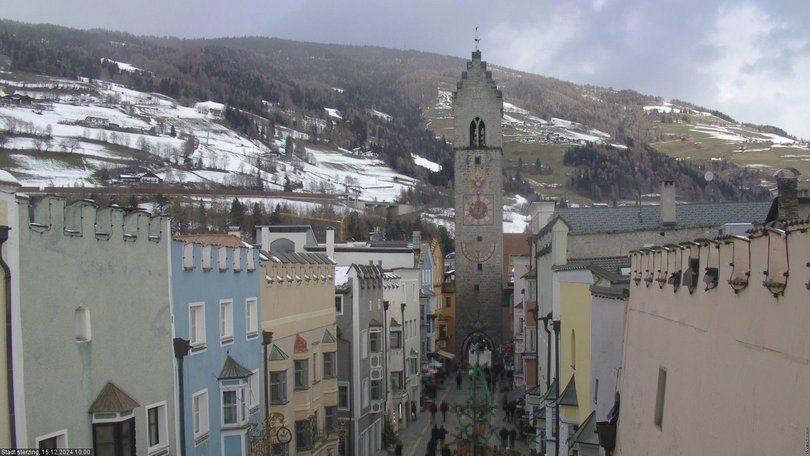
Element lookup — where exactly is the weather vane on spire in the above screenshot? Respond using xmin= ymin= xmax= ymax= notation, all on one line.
xmin=474 ymin=26 xmax=481 ymax=51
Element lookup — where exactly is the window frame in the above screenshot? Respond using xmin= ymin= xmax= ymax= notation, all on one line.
xmin=36 ymin=430 xmax=68 ymax=449
xmin=220 ymin=299 xmax=234 ymax=345
xmin=189 ymin=302 xmax=206 ymax=352
xmin=294 ymin=359 xmax=309 ymax=390
xmin=221 ymin=383 xmax=248 ymax=427
xmin=338 ymin=382 xmax=349 ymax=410
xmin=245 ymin=298 xmax=258 ymax=339
xmin=269 ymin=370 xmax=288 ymax=405
xmin=249 ymin=369 xmax=260 ymax=413
xmin=192 ymin=389 xmax=210 ymax=443
xmin=323 ymin=351 xmax=336 ymax=378
xmin=335 ymin=295 xmax=343 ymax=315
xmin=654 ymin=367 xmax=667 ymax=429
xmin=145 ymin=401 xmax=168 ymax=454
xmin=295 ymin=420 xmax=313 ymax=451
xmin=92 ymin=416 xmax=135 ymax=456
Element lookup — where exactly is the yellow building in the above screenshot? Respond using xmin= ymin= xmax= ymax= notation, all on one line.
xmin=260 ymin=251 xmax=338 ymax=456
xmin=429 ymin=240 xmax=456 ymax=367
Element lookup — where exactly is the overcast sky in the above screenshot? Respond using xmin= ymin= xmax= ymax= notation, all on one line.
xmin=3 ymin=0 xmax=809 ymax=138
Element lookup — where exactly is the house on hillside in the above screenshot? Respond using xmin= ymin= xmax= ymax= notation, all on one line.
xmin=140 ymin=172 xmax=161 ymax=184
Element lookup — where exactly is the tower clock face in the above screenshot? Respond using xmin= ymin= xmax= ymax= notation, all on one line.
xmin=459 ymin=241 xmax=496 ymax=263
xmin=463 ymin=194 xmax=495 ymax=225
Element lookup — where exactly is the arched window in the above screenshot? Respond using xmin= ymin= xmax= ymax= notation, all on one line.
xmin=75 ymin=306 xmax=91 ymax=342
xmin=469 ymin=117 xmax=486 ymax=148
xmin=570 ymin=329 xmax=576 ymax=370
xmin=270 ymin=238 xmax=295 ymax=253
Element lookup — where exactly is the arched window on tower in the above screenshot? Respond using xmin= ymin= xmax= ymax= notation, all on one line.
xmin=469 ymin=117 xmax=486 ymax=148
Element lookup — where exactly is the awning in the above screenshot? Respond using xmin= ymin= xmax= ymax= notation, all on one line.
xmin=436 ymin=349 xmax=455 ymax=360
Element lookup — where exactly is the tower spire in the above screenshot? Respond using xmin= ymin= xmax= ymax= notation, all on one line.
xmin=474 ymin=26 xmax=481 ymax=51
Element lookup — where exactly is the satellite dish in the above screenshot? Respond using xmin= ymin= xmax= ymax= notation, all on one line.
xmin=704 ymin=171 xmax=714 ymax=182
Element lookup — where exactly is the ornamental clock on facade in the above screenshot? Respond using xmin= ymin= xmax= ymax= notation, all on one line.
xmin=464 ymin=194 xmax=495 ymax=225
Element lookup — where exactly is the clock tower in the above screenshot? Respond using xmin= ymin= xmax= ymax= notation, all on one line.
xmin=452 ymin=50 xmax=504 ymax=362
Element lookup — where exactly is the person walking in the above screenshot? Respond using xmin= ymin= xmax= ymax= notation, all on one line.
xmin=441 ymin=444 xmax=451 ymax=456
xmin=411 ymin=400 xmax=418 ymax=422
xmin=429 ymin=401 xmax=438 ymax=424
xmin=499 ymin=427 xmax=509 ymax=449
xmin=508 ymin=428 xmax=517 ymax=449
xmin=395 ymin=440 xmax=403 ymax=456
xmin=440 ymin=400 xmax=449 ymax=422
xmin=456 ymin=371 xmax=462 ymax=390
xmin=438 ymin=425 xmax=448 ymax=445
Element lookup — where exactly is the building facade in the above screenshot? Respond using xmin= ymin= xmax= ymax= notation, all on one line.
xmin=452 ymin=50 xmax=505 ymax=362
xmin=615 ymin=220 xmax=810 ymax=455
xmin=16 ymin=196 xmax=176 ymax=454
xmin=261 ymin=251 xmax=339 ymax=456
xmin=0 ymin=171 xmax=19 ymax=448
xmin=171 ymin=236 xmax=262 ymax=456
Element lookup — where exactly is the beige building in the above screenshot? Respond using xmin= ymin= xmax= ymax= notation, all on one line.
xmin=614 ymin=218 xmax=810 ymax=455
xmin=260 ymin=251 xmax=339 ymax=455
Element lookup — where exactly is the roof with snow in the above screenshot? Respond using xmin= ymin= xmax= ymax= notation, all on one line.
xmin=173 ymin=233 xmax=253 ymax=248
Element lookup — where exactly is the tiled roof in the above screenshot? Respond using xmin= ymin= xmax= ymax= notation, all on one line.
xmin=555 ymin=256 xmax=631 ymax=278
xmin=218 ymin=356 xmax=253 ymax=379
xmin=294 ymin=334 xmax=308 ymax=354
xmin=89 ymin=382 xmax=139 ymax=413
xmin=571 ymin=411 xmax=599 ymax=446
xmin=173 ymin=233 xmax=252 ymax=248
xmin=322 ymin=329 xmax=336 ymax=343
xmin=265 ymin=251 xmax=334 ymax=265
xmin=556 ymin=201 xmax=772 ymax=234
xmin=503 ymin=233 xmax=532 ymax=288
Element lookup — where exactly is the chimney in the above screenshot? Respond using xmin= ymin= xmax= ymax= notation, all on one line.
xmin=529 ymin=201 xmax=556 ymax=233
xmin=660 ymin=180 xmax=676 ymax=226
xmin=776 ymin=168 xmax=800 ymax=221
xmin=326 ymin=227 xmax=335 ymax=260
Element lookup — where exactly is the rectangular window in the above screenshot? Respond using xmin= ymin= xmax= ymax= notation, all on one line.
xmin=222 ymin=390 xmax=237 ymax=425
xmin=270 ymin=371 xmax=287 ymax=404
xmin=249 ymin=370 xmax=260 ymax=411
xmin=294 ymin=360 xmax=309 ymax=390
xmin=295 ymin=420 xmax=313 ymax=451
xmin=477 ymin=263 xmax=482 ymax=271
xmin=146 ymin=402 xmax=167 ymax=450
xmin=655 ymin=368 xmax=667 ymax=429
xmin=246 ymin=298 xmax=258 ymax=338
xmin=362 ymin=378 xmax=369 ymax=408
xmin=594 ymin=378 xmax=599 ymax=405
xmin=271 ymin=443 xmax=289 ymax=456
xmin=189 ymin=303 xmax=206 ymax=350
xmin=445 ymin=297 xmax=451 ymax=308
xmin=313 ymin=352 xmax=319 ymax=383
xmin=36 ymin=431 xmax=67 ymax=449
xmin=389 ymin=331 xmax=402 ymax=349
xmin=325 ymin=406 xmax=338 ymax=433
xmin=338 ymin=383 xmax=349 ymax=410
xmin=220 ymin=300 xmax=234 ymax=344
xmin=323 ymin=352 xmax=336 ymax=378
xmin=474 ymin=156 xmax=481 ymax=165
xmin=369 ymin=330 xmax=381 ymax=353
xmin=93 ymin=419 xmax=135 ymax=456
xmin=335 ymin=295 xmax=343 ymax=315
xmin=391 ymin=371 xmax=404 ymax=391
xmin=361 ymin=330 xmax=368 ymax=358
xmin=192 ymin=390 xmax=209 ymax=440
xmin=474 ymin=284 xmax=480 ymax=293
xmin=371 ymin=379 xmax=382 ymax=401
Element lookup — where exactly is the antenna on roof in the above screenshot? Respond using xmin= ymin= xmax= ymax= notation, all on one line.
xmin=474 ymin=26 xmax=481 ymax=51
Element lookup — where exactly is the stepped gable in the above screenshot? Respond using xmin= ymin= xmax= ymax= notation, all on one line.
xmin=294 ymin=334 xmax=309 ymax=354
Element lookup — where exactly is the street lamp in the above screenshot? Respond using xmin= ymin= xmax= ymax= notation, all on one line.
xmin=261 ymin=330 xmax=274 ymax=420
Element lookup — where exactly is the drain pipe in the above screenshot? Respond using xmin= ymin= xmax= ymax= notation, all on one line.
xmin=173 ymin=338 xmax=191 ymax=456
xmin=0 ymin=226 xmax=16 ymax=448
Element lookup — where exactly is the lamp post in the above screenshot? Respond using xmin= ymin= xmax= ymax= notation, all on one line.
xmin=261 ymin=330 xmax=273 ymax=420
xmin=383 ymin=300 xmax=389 ymax=417
xmin=173 ymin=337 xmax=192 ymax=456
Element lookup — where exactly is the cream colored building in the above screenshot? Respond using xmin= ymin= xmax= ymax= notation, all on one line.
xmin=260 ymin=251 xmax=339 ymax=455
xmin=614 ymin=219 xmax=810 ymax=455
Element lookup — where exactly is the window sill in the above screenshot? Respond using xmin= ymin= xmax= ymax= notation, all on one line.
xmin=191 ymin=344 xmax=207 ymax=353
xmin=222 ymin=421 xmax=250 ymax=430
xmin=294 ymin=386 xmax=310 ymax=391
xmin=147 ymin=444 xmax=169 ymax=456
xmin=194 ymin=432 xmax=210 ymax=446
xmin=247 ymin=331 xmax=259 ymax=340
xmin=220 ymin=336 xmax=234 ymax=345
xmin=249 ymin=405 xmax=260 ymax=415
xmin=270 ymin=400 xmax=289 ymax=406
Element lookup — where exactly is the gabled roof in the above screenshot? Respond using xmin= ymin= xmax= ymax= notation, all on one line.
xmin=294 ymin=334 xmax=308 ymax=354
xmin=558 ymin=375 xmax=578 ymax=407
xmin=571 ymin=410 xmax=599 ymax=447
xmin=322 ymin=329 xmax=336 ymax=343
xmin=218 ymin=356 xmax=253 ymax=379
xmin=390 ymin=318 xmax=401 ymax=328
xmin=89 ymin=382 xmax=139 ymax=413
xmin=368 ymin=318 xmax=382 ymax=327
xmin=556 ymin=201 xmax=772 ymax=234
xmin=269 ymin=344 xmax=289 ymax=361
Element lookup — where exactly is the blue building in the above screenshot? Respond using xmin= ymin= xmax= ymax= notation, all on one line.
xmin=171 ymin=235 xmax=262 ymax=456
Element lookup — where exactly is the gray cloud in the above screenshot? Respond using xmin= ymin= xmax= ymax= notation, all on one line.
xmin=3 ymin=0 xmax=809 ymax=137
